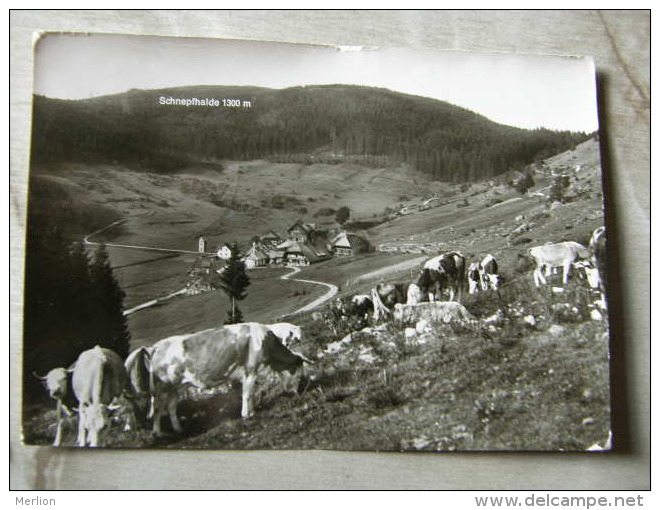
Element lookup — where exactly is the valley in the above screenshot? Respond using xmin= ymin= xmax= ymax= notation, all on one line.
xmin=31 ymin=138 xmax=605 ymax=354
xmin=23 ymin=83 xmax=609 ymax=451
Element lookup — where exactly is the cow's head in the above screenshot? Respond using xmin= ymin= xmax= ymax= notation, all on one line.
xmin=516 ymin=251 xmax=535 ymax=272
xmin=263 ymin=330 xmax=314 ymax=394
xmin=35 ymin=368 xmax=69 ymax=400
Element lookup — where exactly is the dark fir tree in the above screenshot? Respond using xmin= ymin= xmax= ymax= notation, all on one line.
xmin=23 ymin=232 xmax=129 ymax=406
xmin=335 ymin=206 xmax=351 ymax=225
xmin=89 ymin=243 xmax=131 ymax=359
xmin=23 ymin=226 xmax=76 ymax=382
xmin=548 ymin=175 xmax=571 ymax=203
xmin=216 ymin=243 xmax=251 ymax=324
xmin=516 ymin=172 xmax=536 ymax=194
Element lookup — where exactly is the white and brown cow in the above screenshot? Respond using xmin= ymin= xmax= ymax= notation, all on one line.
xmin=350 ymin=294 xmax=374 ymax=320
xmin=406 ymin=282 xmax=422 ymax=305
xmin=479 ymin=254 xmax=500 ymax=291
xmin=416 ymin=252 xmax=466 ymax=302
xmin=35 ymin=367 xmax=72 ymax=446
xmin=71 ymin=346 xmax=134 ymax=447
xmin=375 ymin=283 xmax=408 ymax=308
xmin=368 ymin=283 xmax=409 ymax=321
xmin=149 ymin=323 xmax=308 ymax=436
xmin=529 ymin=242 xmax=590 ymax=287
xmin=467 ymin=262 xmax=481 ymax=295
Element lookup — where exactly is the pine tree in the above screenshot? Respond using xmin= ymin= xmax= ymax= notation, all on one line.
xmin=65 ymin=242 xmax=95 ymax=353
xmin=89 ymin=243 xmax=131 ymax=359
xmin=216 ymin=243 xmax=250 ymax=324
xmin=335 ymin=206 xmax=351 ymax=225
xmin=516 ymin=172 xmax=536 ymax=194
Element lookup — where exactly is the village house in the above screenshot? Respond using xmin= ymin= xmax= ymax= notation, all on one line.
xmin=276 ymin=239 xmax=309 ymax=266
xmin=267 ymin=248 xmax=286 ymax=266
xmin=242 ymin=243 xmax=269 ymax=269
xmin=216 ymin=244 xmax=233 ymax=260
xmin=287 ymin=221 xmax=315 ymax=243
xmin=260 ymin=230 xmax=284 ymax=249
xmin=274 ymin=221 xmax=332 ymax=266
xmin=331 ymin=232 xmax=353 ymax=257
xmin=331 ymin=231 xmax=372 ymax=257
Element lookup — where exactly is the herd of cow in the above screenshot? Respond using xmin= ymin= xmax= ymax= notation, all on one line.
xmin=34 ymin=226 xmax=607 ymax=448
xmin=333 ymin=226 xmax=606 ymax=326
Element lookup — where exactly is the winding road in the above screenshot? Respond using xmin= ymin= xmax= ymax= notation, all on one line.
xmin=279 ymin=267 xmax=339 ymax=317
xmin=83 ymin=216 xmax=210 ymax=256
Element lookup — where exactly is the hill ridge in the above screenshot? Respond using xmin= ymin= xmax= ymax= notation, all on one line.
xmin=30 ymin=84 xmax=590 ymax=182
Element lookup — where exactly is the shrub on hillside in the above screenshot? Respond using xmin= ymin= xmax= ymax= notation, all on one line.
xmin=511 ymin=236 xmax=533 ymax=246
xmin=313 ymin=207 xmax=336 ymax=217
xmin=367 ymin=386 xmax=407 ymax=410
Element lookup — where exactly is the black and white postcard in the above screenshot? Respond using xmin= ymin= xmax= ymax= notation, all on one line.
xmin=23 ymin=34 xmax=610 ymax=451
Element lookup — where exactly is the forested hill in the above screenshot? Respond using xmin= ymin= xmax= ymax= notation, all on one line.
xmin=30 ymin=85 xmax=590 ymax=182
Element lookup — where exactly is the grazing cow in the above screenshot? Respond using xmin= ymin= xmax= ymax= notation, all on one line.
xmin=406 ymin=283 xmax=422 ymax=305
xmin=467 ymin=262 xmax=481 ymax=294
xmin=589 ymin=226 xmax=607 ymax=291
xmin=375 ymin=283 xmax=408 ymax=308
xmin=149 ymin=323 xmax=308 ymax=435
xmin=125 ymin=347 xmax=152 ymax=396
xmin=479 ymin=254 xmax=500 ymax=291
xmin=71 ymin=346 xmax=134 ymax=447
xmin=393 ymin=301 xmax=475 ymax=325
xmin=529 ymin=242 xmax=589 ymax=287
xmin=368 ymin=283 xmax=409 ymax=321
xmin=350 ymin=294 xmax=374 ymax=319
xmin=416 ymin=252 xmax=466 ymax=302
xmin=124 ymin=346 xmax=153 ymax=428
xmin=35 ymin=368 xmax=72 ymax=446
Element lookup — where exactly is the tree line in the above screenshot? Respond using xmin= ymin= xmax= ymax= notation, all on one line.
xmin=23 ymin=226 xmax=131 ymax=406
xmin=30 ymin=85 xmax=591 ymax=182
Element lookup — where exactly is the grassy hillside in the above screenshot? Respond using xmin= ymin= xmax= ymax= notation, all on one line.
xmin=24 ymin=279 xmax=610 ymax=451
xmin=28 ymin=158 xmax=442 ymax=248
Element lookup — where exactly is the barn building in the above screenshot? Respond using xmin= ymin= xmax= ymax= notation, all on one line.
xmin=242 ymin=243 xmax=269 ymax=269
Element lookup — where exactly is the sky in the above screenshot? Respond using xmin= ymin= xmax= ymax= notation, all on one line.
xmin=34 ymin=33 xmax=599 ymax=132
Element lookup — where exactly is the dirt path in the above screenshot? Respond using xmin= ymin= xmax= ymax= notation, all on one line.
xmin=122 ymin=287 xmax=188 ymax=316
xmin=280 ymin=267 xmax=339 ymax=316
xmin=83 ymin=215 xmax=209 ymax=255
xmin=82 ymin=218 xmax=205 ymax=317
xmin=354 ymin=256 xmax=427 ymax=283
